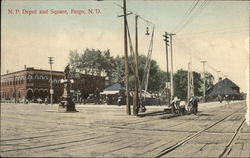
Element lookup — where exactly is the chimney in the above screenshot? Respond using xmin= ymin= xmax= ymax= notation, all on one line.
xmin=24 ymin=65 xmax=27 ymax=70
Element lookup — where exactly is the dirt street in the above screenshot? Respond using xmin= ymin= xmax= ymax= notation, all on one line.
xmin=1 ymin=101 xmax=249 ymax=157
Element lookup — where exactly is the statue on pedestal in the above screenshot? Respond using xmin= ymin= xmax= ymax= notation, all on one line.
xmin=58 ymin=64 xmax=78 ymax=112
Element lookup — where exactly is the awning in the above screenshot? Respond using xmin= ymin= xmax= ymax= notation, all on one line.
xmin=100 ymin=90 xmax=120 ymax=95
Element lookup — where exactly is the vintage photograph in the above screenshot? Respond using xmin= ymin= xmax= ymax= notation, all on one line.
xmin=1 ymin=0 xmax=249 ymax=157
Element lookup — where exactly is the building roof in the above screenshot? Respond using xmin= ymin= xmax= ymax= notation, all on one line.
xmin=1 ymin=67 xmax=63 ymax=77
xmin=208 ymin=78 xmax=240 ymax=96
xmin=103 ymin=83 xmax=125 ymax=91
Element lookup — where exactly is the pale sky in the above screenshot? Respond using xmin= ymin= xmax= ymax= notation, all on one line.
xmin=1 ymin=0 xmax=249 ymax=92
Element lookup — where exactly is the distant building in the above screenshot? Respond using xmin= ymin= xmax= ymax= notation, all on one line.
xmin=1 ymin=67 xmax=106 ymax=103
xmin=1 ymin=67 xmax=64 ymax=102
xmin=207 ymin=77 xmax=242 ymax=100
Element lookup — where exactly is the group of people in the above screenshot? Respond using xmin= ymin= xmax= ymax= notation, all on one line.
xmin=170 ymin=95 xmax=199 ymax=115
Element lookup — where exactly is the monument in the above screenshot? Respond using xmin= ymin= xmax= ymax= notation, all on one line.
xmin=58 ymin=64 xmax=78 ymax=112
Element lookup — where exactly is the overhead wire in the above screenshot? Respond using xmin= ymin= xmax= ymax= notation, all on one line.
xmin=177 ymin=0 xmax=208 ymax=32
xmin=115 ymin=1 xmax=156 ymax=104
xmin=172 ymin=1 xmax=202 ymax=33
xmin=173 ymin=37 xmax=224 ymax=80
xmin=175 ymin=0 xmax=209 ymax=33
xmin=171 ymin=1 xmax=197 ymax=33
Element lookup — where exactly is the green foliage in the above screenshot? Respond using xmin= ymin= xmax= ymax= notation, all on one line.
xmin=68 ymin=48 xmax=115 ymax=80
xmin=68 ymin=48 xmax=214 ymax=95
xmin=173 ymin=69 xmax=188 ymax=100
xmin=204 ymin=72 xmax=215 ymax=91
xmin=114 ymin=55 xmax=168 ymax=93
xmin=110 ymin=56 xmax=125 ymax=84
xmin=173 ymin=69 xmax=213 ymax=100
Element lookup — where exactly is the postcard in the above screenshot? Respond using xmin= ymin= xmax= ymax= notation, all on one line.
xmin=1 ymin=0 xmax=249 ymax=157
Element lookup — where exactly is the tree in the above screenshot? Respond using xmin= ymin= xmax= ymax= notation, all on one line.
xmin=173 ymin=69 xmax=213 ymax=100
xmin=204 ymin=72 xmax=214 ymax=92
xmin=68 ymin=48 xmax=116 ymax=81
xmin=173 ymin=69 xmax=188 ymax=100
xmin=110 ymin=56 xmax=125 ymax=84
xmin=68 ymin=50 xmax=80 ymax=72
xmin=116 ymin=55 xmax=168 ymax=93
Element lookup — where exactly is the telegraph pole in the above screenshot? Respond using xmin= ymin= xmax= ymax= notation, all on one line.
xmin=14 ymin=75 xmax=16 ymax=104
xmin=188 ymin=62 xmax=190 ymax=101
xmin=123 ymin=0 xmax=131 ymax=115
xmin=133 ymin=15 xmax=139 ymax=115
xmin=169 ymin=33 xmax=176 ymax=101
xmin=201 ymin=61 xmax=207 ymax=102
xmin=48 ymin=57 xmax=54 ymax=106
xmin=116 ymin=0 xmax=131 ymax=115
xmin=163 ymin=32 xmax=170 ymax=105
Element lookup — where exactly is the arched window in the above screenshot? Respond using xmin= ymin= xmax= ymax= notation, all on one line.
xmin=53 ymin=79 xmax=57 ymax=83
xmin=27 ymin=75 xmax=32 ymax=82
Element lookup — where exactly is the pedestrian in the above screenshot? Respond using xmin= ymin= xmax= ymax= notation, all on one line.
xmin=45 ymin=97 xmax=48 ymax=105
xmin=171 ymin=96 xmax=180 ymax=114
xmin=118 ymin=96 xmax=122 ymax=106
xmin=218 ymin=95 xmax=223 ymax=103
xmin=189 ymin=96 xmax=198 ymax=115
xmin=225 ymin=95 xmax=231 ymax=108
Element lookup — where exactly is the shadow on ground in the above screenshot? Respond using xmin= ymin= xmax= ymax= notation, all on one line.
xmin=159 ymin=111 xmax=214 ymax=119
xmin=137 ymin=110 xmax=169 ymax=117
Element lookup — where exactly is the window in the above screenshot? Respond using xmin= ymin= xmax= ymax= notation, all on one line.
xmin=27 ymin=75 xmax=32 ymax=82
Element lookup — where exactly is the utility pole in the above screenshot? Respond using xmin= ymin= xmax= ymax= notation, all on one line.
xmin=163 ymin=32 xmax=170 ymax=106
xmin=133 ymin=15 xmax=139 ymax=115
xmin=190 ymin=50 xmax=194 ymax=97
xmin=169 ymin=33 xmax=176 ymax=101
xmin=14 ymin=75 xmax=16 ymax=104
xmin=48 ymin=57 xmax=54 ymax=106
xmin=188 ymin=62 xmax=190 ymax=102
xmin=123 ymin=0 xmax=131 ymax=115
xmin=201 ymin=61 xmax=207 ymax=102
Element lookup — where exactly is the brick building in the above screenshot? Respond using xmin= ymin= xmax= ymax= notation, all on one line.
xmin=1 ymin=67 xmax=106 ymax=103
xmin=1 ymin=67 xmax=64 ymax=102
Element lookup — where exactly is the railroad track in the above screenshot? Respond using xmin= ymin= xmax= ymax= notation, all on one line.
xmin=219 ymin=118 xmax=246 ymax=158
xmin=154 ymin=107 xmax=246 ymax=158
